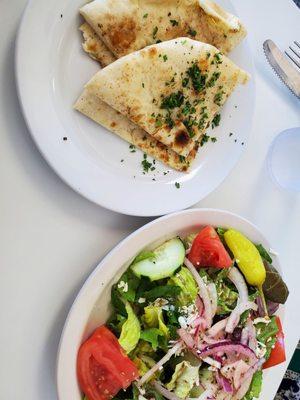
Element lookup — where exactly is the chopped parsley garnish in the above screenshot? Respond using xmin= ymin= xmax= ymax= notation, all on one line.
xmin=129 ymin=144 xmax=136 ymax=153
xmin=152 ymin=26 xmax=158 ymax=39
xmin=179 ymin=155 xmax=185 ymax=163
xmin=142 ymin=82 xmax=145 ymax=88
xmin=182 ymin=101 xmax=196 ymax=116
xmin=143 ymin=13 xmax=148 ymax=18
xmin=165 ymin=112 xmax=174 ymax=128
xmin=211 ymin=137 xmax=217 ymax=143
xmin=207 ymin=71 xmax=221 ymax=88
xmin=229 ymin=132 xmax=233 ymax=137
xmin=163 ymin=54 xmax=168 ymax=62
xmin=212 ymin=113 xmax=221 ymax=129
xmin=214 ymin=90 xmax=225 ymax=106
xmin=161 ymin=91 xmax=184 ymax=109
xmin=213 ymin=52 xmax=223 ymax=65
xmin=206 ymin=52 xmax=211 ymax=59
xmin=200 ymin=134 xmax=210 ymax=146
xmin=182 ymin=77 xmax=189 ymax=87
xmin=175 ymin=182 xmax=180 ymax=189
xmin=187 ymin=63 xmax=207 ymax=92
xmin=155 ymin=114 xmax=163 ymax=127
xmin=170 ymin=19 xmax=179 ymax=26
xmin=183 ymin=116 xmax=197 ymax=137
xmin=141 ymin=154 xmax=153 ymax=173
xmin=120 ymin=159 xmax=124 ymax=162
xmin=187 ymin=27 xmax=197 ymax=37
xmin=198 ymin=112 xmax=209 ymax=130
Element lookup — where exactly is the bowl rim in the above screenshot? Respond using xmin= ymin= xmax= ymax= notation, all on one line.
xmin=56 ymin=208 xmax=283 ymax=399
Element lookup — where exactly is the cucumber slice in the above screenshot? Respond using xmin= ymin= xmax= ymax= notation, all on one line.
xmin=131 ymin=238 xmax=185 ymax=281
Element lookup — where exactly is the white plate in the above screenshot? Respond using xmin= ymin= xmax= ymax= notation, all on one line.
xmin=16 ymin=0 xmax=255 ymax=216
xmin=56 ymin=208 xmax=284 ymax=400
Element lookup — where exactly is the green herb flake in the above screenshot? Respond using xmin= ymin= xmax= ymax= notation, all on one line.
xmin=175 ymin=182 xmax=180 ymax=189
xmin=200 ymin=133 xmax=210 ymax=146
xmin=211 ymin=137 xmax=217 ymax=143
xmin=143 ymin=13 xmax=148 ymax=18
xmin=161 ymin=91 xmax=184 ymax=109
xmin=211 ymin=113 xmax=221 ymax=129
xmin=187 ymin=27 xmax=197 ymax=37
xmin=170 ymin=19 xmax=179 ymax=26
xmin=182 ymin=77 xmax=189 ymax=87
xmin=163 ymin=54 xmax=168 ymax=62
xmin=142 ymin=82 xmax=145 ymax=88
xmin=214 ymin=90 xmax=225 ymax=106
xmin=129 ymin=144 xmax=136 ymax=153
xmin=152 ymin=26 xmax=158 ymax=39
xmin=207 ymin=71 xmax=221 ymax=88
xmin=141 ymin=154 xmax=153 ymax=173
xmin=187 ymin=63 xmax=207 ymax=92
xmin=213 ymin=52 xmax=223 ymax=65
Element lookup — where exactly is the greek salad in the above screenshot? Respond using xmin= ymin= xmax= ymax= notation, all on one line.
xmin=77 ymin=226 xmax=289 ymax=400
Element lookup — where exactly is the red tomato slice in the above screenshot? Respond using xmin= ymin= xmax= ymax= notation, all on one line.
xmin=188 ymin=226 xmax=232 ymax=268
xmin=263 ymin=317 xmax=286 ymax=369
xmin=77 ymin=326 xmax=139 ymax=400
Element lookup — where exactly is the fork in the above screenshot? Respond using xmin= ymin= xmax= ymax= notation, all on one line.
xmin=285 ymin=41 xmax=300 ymax=69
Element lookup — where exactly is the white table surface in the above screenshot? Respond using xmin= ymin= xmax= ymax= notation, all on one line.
xmin=0 ymin=0 xmax=300 ymax=399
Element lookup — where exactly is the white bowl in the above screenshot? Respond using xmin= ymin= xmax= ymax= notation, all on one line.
xmin=56 ymin=208 xmax=283 ymax=400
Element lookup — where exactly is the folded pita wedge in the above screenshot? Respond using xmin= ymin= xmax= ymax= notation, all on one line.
xmin=79 ymin=0 xmax=246 ymax=58
xmin=75 ymin=89 xmax=197 ymax=171
xmin=83 ymin=38 xmax=249 ymax=158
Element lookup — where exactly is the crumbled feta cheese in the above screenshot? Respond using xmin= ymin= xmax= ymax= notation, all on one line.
xmin=169 ymin=305 xmax=175 ymax=311
xmin=153 ymin=298 xmax=169 ymax=307
xmin=117 ymin=281 xmax=128 ymax=292
xmin=255 ymin=341 xmax=267 ymax=358
xmin=178 ymin=316 xmax=188 ymax=329
xmin=138 ymin=297 xmax=146 ymax=304
xmin=253 ymin=317 xmax=271 ymax=325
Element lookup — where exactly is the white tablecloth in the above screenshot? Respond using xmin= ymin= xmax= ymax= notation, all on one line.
xmin=0 ymin=0 xmax=299 ymax=398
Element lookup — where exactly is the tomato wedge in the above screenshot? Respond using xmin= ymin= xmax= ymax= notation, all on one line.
xmin=263 ymin=316 xmax=286 ymax=369
xmin=77 ymin=326 xmax=139 ymax=400
xmin=188 ymin=226 xmax=232 ymax=268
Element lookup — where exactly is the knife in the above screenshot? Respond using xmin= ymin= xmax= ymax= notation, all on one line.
xmin=263 ymin=39 xmax=300 ymax=99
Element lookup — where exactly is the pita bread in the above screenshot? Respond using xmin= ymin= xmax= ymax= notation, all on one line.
xmin=84 ymin=38 xmax=249 ymax=157
xmin=75 ymin=89 xmax=197 ymax=171
xmin=80 ymin=23 xmax=116 ymax=67
xmin=79 ymin=0 xmax=246 ymax=58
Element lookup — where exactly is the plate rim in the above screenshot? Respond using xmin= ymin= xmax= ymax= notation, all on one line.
xmin=15 ymin=0 xmax=256 ymax=217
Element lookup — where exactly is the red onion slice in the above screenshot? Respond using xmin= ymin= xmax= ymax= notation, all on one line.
xmin=234 ymin=358 xmax=265 ymax=399
xmin=225 ymin=301 xmax=257 ymax=333
xmin=184 ymin=258 xmax=212 ymax=328
xmin=207 ymin=318 xmax=228 ymax=337
xmin=152 ymin=381 xmax=182 ymax=400
xmin=137 ymin=342 xmax=183 ymax=387
xmin=216 ymin=371 xmax=233 ymax=393
xmin=195 ymin=341 xmax=257 ymax=363
xmin=177 ymin=328 xmax=195 ymax=349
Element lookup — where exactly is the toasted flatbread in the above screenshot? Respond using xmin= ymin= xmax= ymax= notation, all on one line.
xmin=79 ymin=0 xmax=246 ymax=58
xmin=75 ymin=89 xmax=197 ymax=171
xmin=80 ymin=23 xmax=116 ymax=67
xmin=83 ymin=38 xmax=249 ymax=157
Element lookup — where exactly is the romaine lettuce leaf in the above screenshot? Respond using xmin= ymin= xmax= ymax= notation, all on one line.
xmin=141 ymin=285 xmax=181 ymax=302
xmin=143 ymin=305 xmax=169 ymax=338
xmin=119 ymin=302 xmax=140 ymax=353
xmin=166 ymin=361 xmax=200 ymax=398
xmin=168 ymin=267 xmax=198 ymax=305
xmin=116 ymin=270 xmax=140 ymax=302
xmin=140 ymin=328 xmax=164 ymax=351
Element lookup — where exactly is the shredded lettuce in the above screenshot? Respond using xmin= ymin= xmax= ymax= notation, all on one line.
xmin=141 ymin=285 xmax=181 ymax=302
xmin=182 ymin=233 xmax=197 ymax=249
xmin=140 ymin=328 xmax=164 ymax=351
xmin=166 ymin=361 xmax=200 ymax=398
xmin=143 ymin=305 xmax=169 ymax=338
xmin=168 ymin=267 xmax=198 ymax=305
xmin=133 ymin=354 xmax=156 ymax=376
xmin=243 ymin=370 xmax=263 ymax=400
xmin=256 ymin=316 xmax=279 ymax=359
xmin=119 ymin=302 xmax=140 ymax=353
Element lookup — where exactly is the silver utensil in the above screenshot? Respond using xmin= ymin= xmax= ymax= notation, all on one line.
xmin=263 ymin=39 xmax=300 ymax=99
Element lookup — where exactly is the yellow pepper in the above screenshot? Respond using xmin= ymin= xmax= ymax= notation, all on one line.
xmin=224 ymin=229 xmax=266 ymax=286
